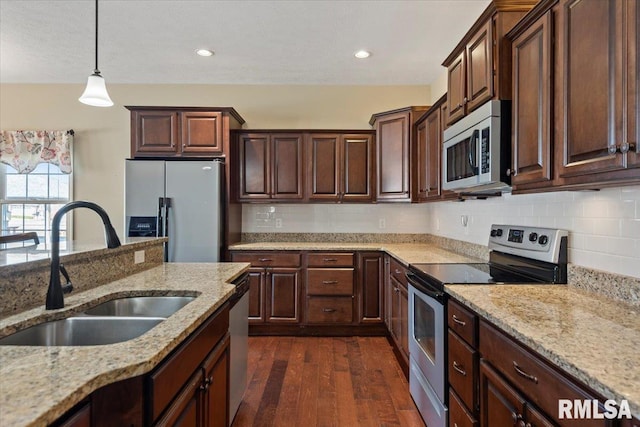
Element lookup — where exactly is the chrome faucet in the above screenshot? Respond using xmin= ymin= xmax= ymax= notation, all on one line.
xmin=46 ymin=201 xmax=121 ymax=310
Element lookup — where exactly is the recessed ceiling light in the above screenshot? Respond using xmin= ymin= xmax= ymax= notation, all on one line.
xmin=354 ymin=50 xmax=371 ymax=59
xmin=196 ymin=49 xmax=214 ymax=57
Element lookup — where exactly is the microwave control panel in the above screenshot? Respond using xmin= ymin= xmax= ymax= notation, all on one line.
xmin=480 ymin=127 xmax=490 ymax=174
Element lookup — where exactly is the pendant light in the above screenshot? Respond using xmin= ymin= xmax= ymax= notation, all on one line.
xmin=79 ymin=0 xmax=113 ymax=107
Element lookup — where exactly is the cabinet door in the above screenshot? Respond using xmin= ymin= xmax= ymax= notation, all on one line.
xmin=358 ymin=252 xmax=383 ymax=323
xmin=342 ymin=134 xmax=374 ymax=202
xmin=512 ymin=11 xmax=553 ymax=186
xmin=271 ymin=134 xmax=304 ymax=200
xmin=180 ymin=111 xmax=223 ymax=155
xmin=415 ymin=120 xmax=428 ymax=201
xmin=266 ymin=268 xmax=301 ymax=323
xmin=447 ymin=51 xmax=467 ymax=125
xmin=247 ymin=269 xmax=265 ymax=324
xmin=307 ymin=134 xmax=340 ymax=201
xmin=389 ymin=275 xmax=402 ymax=344
xmin=202 ymin=336 xmax=230 ymax=427
xmin=479 ymin=360 xmax=526 ymax=427
xmin=238 ymin=134 xmax=271 ymax=200
xmin=398 ymin=282 xmax=409 ymax=359
xmin=425 ymin=107 xmax=442 ymax=200
xmin=466 ymin=19 xmax=494 ymax=112
xmin=155 ymin=370 xmax=204 ymax=427
xmin=376 ymin=111 xmax=411 ymax=201
xmin=132 ymin=110 xmax=179 ymax=155
xmin=557 ymin=0 xmax=625 ymax=177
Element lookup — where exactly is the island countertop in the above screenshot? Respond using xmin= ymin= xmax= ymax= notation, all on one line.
xmin=0 ymin=262 xmax=250 ymax=427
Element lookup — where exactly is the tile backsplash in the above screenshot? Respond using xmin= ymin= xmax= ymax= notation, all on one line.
xmin=241 ymin=185 xmax=640 ymax=279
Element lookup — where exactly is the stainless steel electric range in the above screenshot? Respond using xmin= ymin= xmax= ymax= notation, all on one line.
xmin=405 ymin=224 xmax=568 ymax=427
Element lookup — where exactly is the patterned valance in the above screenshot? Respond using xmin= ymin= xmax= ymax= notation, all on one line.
xmin=0 ymin=130 xmax=74 ymax=174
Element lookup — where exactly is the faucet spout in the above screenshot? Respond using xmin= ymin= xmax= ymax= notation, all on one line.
xmin=46 ymin=201 xmax=122 ymax=310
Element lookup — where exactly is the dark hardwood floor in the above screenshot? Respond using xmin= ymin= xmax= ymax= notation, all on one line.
xmin=231 ymin=336 xmax=425 ymax=427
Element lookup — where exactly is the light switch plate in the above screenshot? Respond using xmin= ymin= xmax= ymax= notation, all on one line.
xmin=134 ymin=250 xmax=145 ymax=264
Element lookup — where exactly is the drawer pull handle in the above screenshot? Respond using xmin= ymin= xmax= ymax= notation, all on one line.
xmin=322 ymin=308 xmax=336 ymax=313
xmin=323 ymin=258 xmax=338 ymax=262
xmin=513 ymin=361 xmax=538 ymax=383
xmin=394 ymin=269 xmax=402 ymax=274
xmin=258 ymin=258 xmax=272 ymax=262
xmin=452 ymin=361 xmax=466 ymax=376
xmin=322 ymin=280 xmax=338 ymax=285
xmin=452 ymin=314 xmax=466 ymax=326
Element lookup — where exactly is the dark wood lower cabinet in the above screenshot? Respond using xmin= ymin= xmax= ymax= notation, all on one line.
xmin=358 ymin=252 xmax=384 ymax=323
xmin=53 ymin=305 xmax=231 ymax=427
xmin=267 ymin=268 xmax=301 ymax=323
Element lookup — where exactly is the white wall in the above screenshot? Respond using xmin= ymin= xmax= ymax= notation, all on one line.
xmin=243 ymin=186 xmax=640 ymax=279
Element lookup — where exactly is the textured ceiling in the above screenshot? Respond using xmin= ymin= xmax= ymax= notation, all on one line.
xmin=0 ymin=0 xmax=491 ymax=85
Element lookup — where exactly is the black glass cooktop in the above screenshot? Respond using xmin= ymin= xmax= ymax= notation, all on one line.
xmin=409 ymin=263 xmax=546 ymax=286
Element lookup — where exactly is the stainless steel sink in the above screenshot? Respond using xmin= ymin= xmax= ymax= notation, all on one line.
xmin=0 ymin=316 xmax=164 ymax=346
xmin=83 ymin=296 xmax=196 ymax=317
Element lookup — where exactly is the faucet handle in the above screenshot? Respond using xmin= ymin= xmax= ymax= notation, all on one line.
xmin=59 ymin=264 xmax=74 ymax=294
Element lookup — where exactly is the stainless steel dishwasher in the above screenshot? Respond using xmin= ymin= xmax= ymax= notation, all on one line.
xmin=228 ymin=273 xmax=249 ymax=426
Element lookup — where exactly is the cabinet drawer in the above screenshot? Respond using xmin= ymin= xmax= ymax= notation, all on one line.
xmin=148 ymin=305 xmax=229 ymax=423
xmin=389 ymin=257 xmax=407 ymax=282
xmin=449 ymin=389 xmax=477 ymax=427
xmin=307 ymin=268 xmax=354 ymax=295
xmin=448 ymin=299 xmax=477 ymax=347
xmin=231 ymin=252 xmax=301 ymax=267
xmin=306 ymin=297 xmax=353 ymax=323
xmin=479 ymin=320 xmax=612 ymax=427
xmin=307 ymin=252 xmax=354 ymax=267
xmin=448 ymin=329 xmax=477 ymax=411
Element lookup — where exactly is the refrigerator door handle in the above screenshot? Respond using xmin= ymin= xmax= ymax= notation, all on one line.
xmin=164 ymin=198 xmax=172 ymax=262
xmin=157 ymin=197 xmax=165 ymax=238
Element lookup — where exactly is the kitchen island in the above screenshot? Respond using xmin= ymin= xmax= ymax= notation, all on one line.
xmin=0 ymin=262 xmax=250 ymax=427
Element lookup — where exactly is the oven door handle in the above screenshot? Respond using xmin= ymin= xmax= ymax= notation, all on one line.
xmin=405 ymin=272 xmax=446 ymax=302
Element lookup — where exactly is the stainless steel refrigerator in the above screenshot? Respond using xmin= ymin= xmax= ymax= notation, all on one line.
xmin=125 ymin=159 xmax=223 ymax=262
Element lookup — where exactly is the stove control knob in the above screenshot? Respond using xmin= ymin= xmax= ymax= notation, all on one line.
xmin=538 ymin=235 xmax=549 ymax=245
xmin=496 ymin=229 xmax=503 ymax=237
xmin=491 ymin=229 xmax=497 ymax=237
xmin=529 ymin=232 xmax=538 ymax=242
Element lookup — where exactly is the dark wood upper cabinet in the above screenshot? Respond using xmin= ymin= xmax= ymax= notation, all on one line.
xmin=414 ymin=97 xmax=446 ymax=202
xmin=557 ymin=0 xmax=628 ymax=177
xmin=443 ymin=1 xmax=537 ymax=126
xmin=127 ymin=106 xmax=244 ymax=159
xmin=237 ymin=132 xmax=304 ymax=201
xmin=507 ymin=0 xmax=639 ymax=192
xmin=307 ymin=133 xmax=341 ymax=201
xmin=307 ymin=131 xmax=375 ymax=203
xmin=370 ymin=107 xmax=428 ymax=202
xmin=511 ymin=10 xmax=553 ymax=186
xmin=180 ymin=111 xmax=223 ymax=155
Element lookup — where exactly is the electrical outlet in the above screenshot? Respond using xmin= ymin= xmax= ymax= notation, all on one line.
xmin=275 ymin=218 xmax=282 ymax=228
xmin=379 ymin=218 xmax=386 ymax=229
xmin=134 ymin=250 xmax=145 ymax=264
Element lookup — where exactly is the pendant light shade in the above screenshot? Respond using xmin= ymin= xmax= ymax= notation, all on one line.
xmin=79 ymin=72 xmax=113 ymax=107
xmin=79 ymin=0 xmax=113 ymax=107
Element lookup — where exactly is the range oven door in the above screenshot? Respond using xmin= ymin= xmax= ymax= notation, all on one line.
xmin=407 ymin=272 xmax=447 ymax=427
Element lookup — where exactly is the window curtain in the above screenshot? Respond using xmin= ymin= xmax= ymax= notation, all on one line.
xmin=0 ymin=130 xmax=74 ymax=174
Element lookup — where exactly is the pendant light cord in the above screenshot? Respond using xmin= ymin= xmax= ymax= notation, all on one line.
xmin=94 ymin=0 xmax=99 ymax=74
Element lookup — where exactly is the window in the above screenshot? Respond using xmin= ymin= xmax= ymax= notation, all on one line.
xmin=0 ymin=163 xmax=72 ymax=250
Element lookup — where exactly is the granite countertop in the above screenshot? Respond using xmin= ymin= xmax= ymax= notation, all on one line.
xmin=446 ymin=285 xmax=640 ymax=419
xmin=228 ymin=242 xmax=481 ymax=265
xmin=0 ymin=237 xmax=166 ymax=272
xmin=0 ymin=262 xmax=250 ymax=427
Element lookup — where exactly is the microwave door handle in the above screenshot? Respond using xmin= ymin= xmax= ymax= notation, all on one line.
xmin=468 ymin=129 xmax=480 ymax=174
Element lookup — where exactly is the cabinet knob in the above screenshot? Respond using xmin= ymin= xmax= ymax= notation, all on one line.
xmin=506 ymin=168 xmax=517 ymax=177
xmin=610 ymin=142 xmax=636 ymax=154
xmin=394 ymin=269 xmax=402 ymax=274
xmin=463 ymin=97 xmax=468 ymax=104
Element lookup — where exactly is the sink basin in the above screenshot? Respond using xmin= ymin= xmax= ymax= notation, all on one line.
xmin=83 ymin=296 xmax=196 ymax=317
xmin=0 ymin=316 xmax=164 ymax=346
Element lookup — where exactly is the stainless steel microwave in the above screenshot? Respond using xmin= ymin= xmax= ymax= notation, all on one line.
xmin=442 ymin=100 xmax=511 ymax=193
